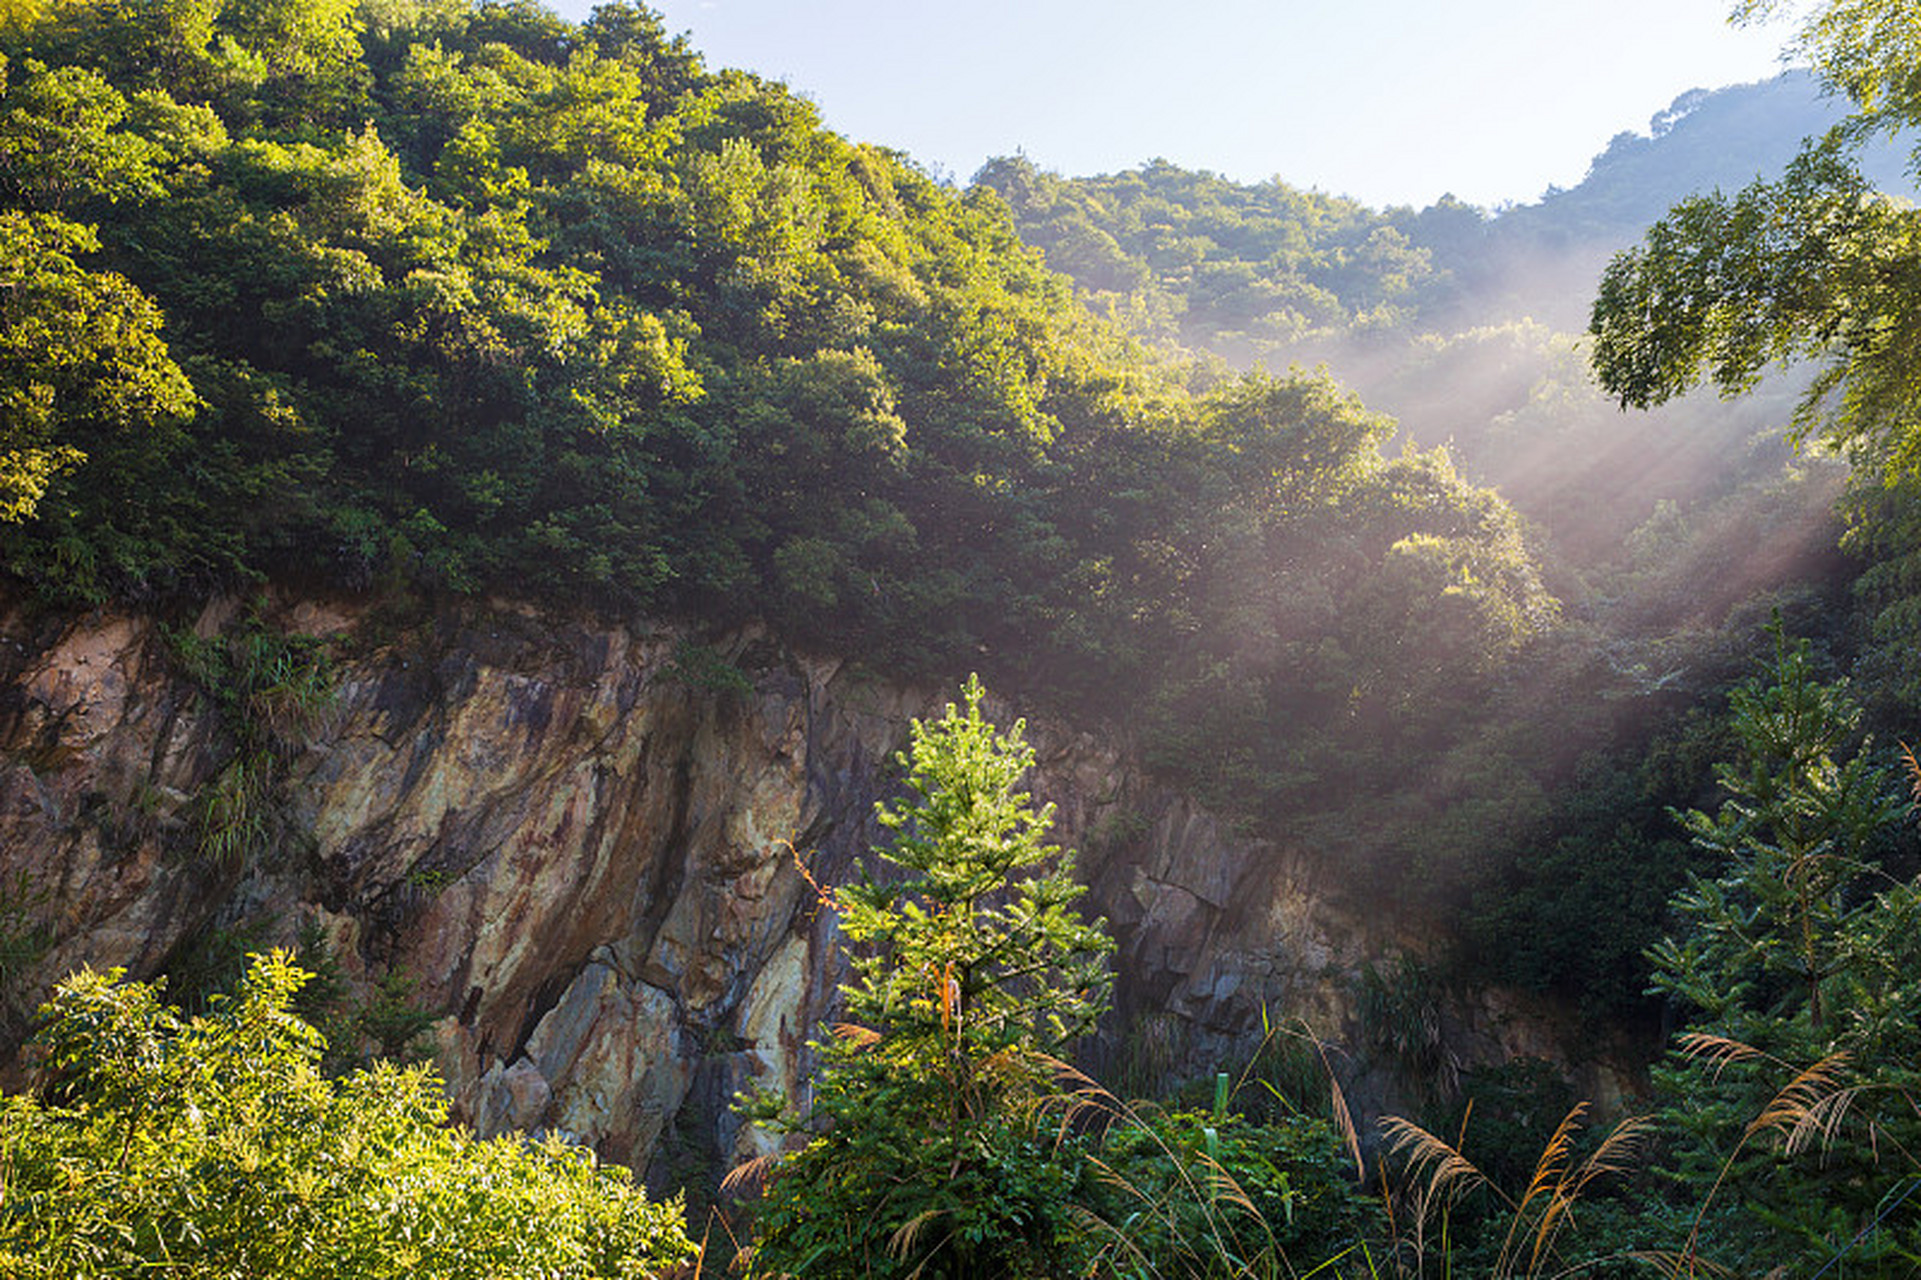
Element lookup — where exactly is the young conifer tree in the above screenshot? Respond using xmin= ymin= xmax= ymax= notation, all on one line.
xmin=1647 ymin=622 xmax=1921 ymax=1273
xmin=746 ymin=675 xmax=1114 ymax=1279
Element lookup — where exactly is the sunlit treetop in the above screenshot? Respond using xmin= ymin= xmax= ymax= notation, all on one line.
xmin=1592 ymin=0 xmax=1921 ymax=478
xmin=0 ymin=0 xmax=1556 ymax=862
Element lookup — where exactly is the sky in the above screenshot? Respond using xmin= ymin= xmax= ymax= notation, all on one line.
xmin=548 ymin=1 xmax=1801 ymax=210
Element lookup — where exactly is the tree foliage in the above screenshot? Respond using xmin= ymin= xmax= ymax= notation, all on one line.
xmin=1590 ymin=1 xmax=1921 ymax=476
xmin=1589 ymin=136 xmax=1921 ymax=469
xmin=746 ymin=678 xmax=1112 ymax=1278
xmin=0 ymin=204 xmax=191 ymax=522
xmin=0 ymin=951 xmax=696 ymax=1278
xmin=849 ymin=675 xmax=1113 ymax=1065
xmin=1643 ymin=624 xmax=1921 ymax=1273
xmin=974 ymin=155 xmax=1437 ymax=364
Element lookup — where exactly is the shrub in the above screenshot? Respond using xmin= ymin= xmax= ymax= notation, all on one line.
xmin=0 ymin=952 xmax=696 ymax=1279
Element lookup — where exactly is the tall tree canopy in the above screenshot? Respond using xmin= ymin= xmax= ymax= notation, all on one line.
xmin=1590 ymin=0 xmax=1921 ymax=475
xmin=0 ymin=0 xmax=1556 ymax=886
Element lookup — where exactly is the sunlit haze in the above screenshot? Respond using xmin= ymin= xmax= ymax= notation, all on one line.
xmin=549 ymin=0 xmax=1798 ymax=208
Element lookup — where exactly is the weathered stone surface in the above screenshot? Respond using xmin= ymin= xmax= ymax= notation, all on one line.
xmin=0 ymin=592 xmax=1638 ymax=1176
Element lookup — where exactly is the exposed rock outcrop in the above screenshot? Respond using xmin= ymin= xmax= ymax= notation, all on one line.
xmin=0 ymin=593 xmax=1631 ymax=1182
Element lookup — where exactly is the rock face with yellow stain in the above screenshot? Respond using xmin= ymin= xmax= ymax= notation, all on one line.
xmin=0 ymin=593 xmax=1626 ymax=1181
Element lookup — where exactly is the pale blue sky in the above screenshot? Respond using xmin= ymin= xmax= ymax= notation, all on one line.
xmin=550 ymin=1 xmax=1799 ymax=209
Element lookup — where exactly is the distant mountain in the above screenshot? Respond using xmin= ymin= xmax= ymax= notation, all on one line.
xmin=980 ymin=71 xmax=1913 ymax=343
xmin=1509 ymin=70 xmax=1912 ymax=240
xmin=1449 ymin=70 xmax=1914 ymax=328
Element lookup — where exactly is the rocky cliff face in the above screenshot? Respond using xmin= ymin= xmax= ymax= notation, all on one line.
xmin=0 ymin=592 xmax=1629 ymax=1185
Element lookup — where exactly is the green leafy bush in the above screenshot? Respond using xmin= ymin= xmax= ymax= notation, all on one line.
xmin=1087 ymin=1105 xmax=1377 ymax=1278
xmin=0 ymin=952 xmax=696 ymax=1279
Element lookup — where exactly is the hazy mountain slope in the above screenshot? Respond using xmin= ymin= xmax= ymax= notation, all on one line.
xmin=982 ymin=68 xmax=1893 ymax=1026
xmin=982 ymin=71 xmax=1869 ymax=579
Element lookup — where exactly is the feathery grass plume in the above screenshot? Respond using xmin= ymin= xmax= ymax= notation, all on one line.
xmin=1381 ymin=1112 xmax=1490 ymax=1274
xmin=827 ymin=1021 xmax=881 ymax=1050
xmin=1506 ymin=1107 xmax=1652 ymax=1278
xmin=1381 ymin=1102 xmax=1649 ymax=1280
xmin=1328 ymin=1072 xmax=1363 ymax=1184
xmin=887 ymin=1207 xmax=947 ymax=1272
xmin=1623 ymin=1249 xmax=1740 ymax=1277
xmin=1380 ymin=1115 xmax=1490 ymax=1213
xmin=1567 ymin=1111 xmax=1654 ymax=1193
xmin=1671 ymin=1049 xmax=1869 ymax=1272
xmin=1498 ymin=1105 xmax=1583 ymax=1276
xmin=1747 ymin=1050 xmax=1853 ymax=1143
xmin=1782 ymin=1083 xmax=1868 ymax=1159
xmin=718 ymin=1152 xmax=777 ymax=1198
xmin=1676 ymin=1031 xmax=1776 ymax=1078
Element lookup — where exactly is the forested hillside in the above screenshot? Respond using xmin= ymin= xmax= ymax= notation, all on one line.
xmin=975 ymin=76 xmax=1878 ymax=644
xmin=0 ymin=0 xmax=1575 ymax=905
xmin=980 ymin=71 xmax=1914 ymax=355
xmin=5 ymin=0 xmax=1905 ymax=1039
xmin=4 ymin=0 xmax=1921 ymax=1273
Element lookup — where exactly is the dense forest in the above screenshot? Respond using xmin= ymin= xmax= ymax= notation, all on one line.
xmin=2 ymin=0 xmax=1920 ymax=1274
xmin=0 ymin=0 xmax=1563 ymax=919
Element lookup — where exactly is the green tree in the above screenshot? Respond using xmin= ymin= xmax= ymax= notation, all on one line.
xmin=745 ymin=676 xmax=1114 ymax=1279
xmin=1588 ymin=0 xmax=1921 ymax=476
xmin=0 ymin=54 xmax=164 ymax=212
xmin=1 ymin=951 xmax=696 ymax=1278
xmin=1644 ymin=623 xmax=1921 ymax=1273
xmin=1654 ymin=624 xmax=1906 ymax=1033
xmin=0 ymin=210 xmax=191 ymax=522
